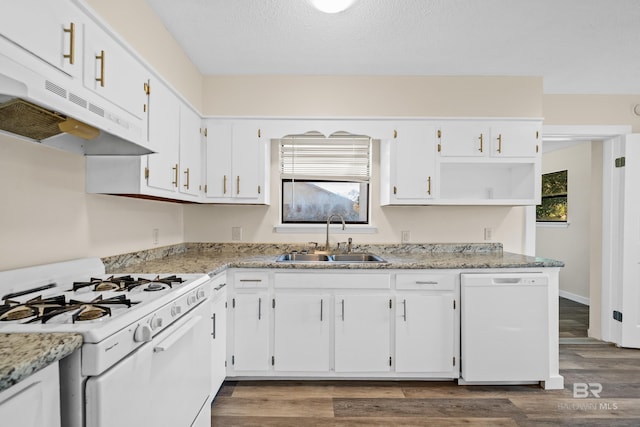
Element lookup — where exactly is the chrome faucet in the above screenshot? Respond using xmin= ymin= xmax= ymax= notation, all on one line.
xmin=325 ymin=214 xmax=345 ymax=253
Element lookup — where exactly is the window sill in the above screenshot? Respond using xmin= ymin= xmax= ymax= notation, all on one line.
xmin=536 ymin=221 xmax=570 ymax=228
xmin=273 ymin=224 xmax=378 ymax=234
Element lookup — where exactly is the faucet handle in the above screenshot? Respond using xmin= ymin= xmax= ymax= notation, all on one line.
xmin=307 ymin=242 xmax=318 ymax=253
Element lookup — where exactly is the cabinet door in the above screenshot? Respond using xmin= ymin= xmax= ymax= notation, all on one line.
xmin=231 ymin=293 xmax=270 ymax=371
xmin=438 ymin=122 xmax=491 ymax=157
xmin=491 ymin=122 xmax=540 ymax=158
xmin=274 ymin=293 xmax=330 ymax=372
xmin=146 ymin=80 xmax=180 ymax=192
xmin=395 ymin=294 xmax=456 ymax=373
xmin=391 ymin=123 xmax=437 ymax=201
xmin=335 ymin=295 xmax=391 ymax=372
xmin=211 ymin=291 xmax=227 ymax=396
xmin=204 ymin=122 xmax=233 ymax=199
xmin=0 ymin=0 xmax=83 ymax=79
xmin=178 ymin=104 xmax=203 ymax=197
xmin=83 ymin=22 xmax=147 ymax=119
xmin=232 ymin=124 xmax=265 ymax=200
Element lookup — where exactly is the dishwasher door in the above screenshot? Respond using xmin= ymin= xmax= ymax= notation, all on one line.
xmin=461 ymin=273 xmax=549 ymax=383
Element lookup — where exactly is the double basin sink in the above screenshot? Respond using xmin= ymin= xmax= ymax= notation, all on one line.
xmin=276 ymin=253 xmax=386 ymax=263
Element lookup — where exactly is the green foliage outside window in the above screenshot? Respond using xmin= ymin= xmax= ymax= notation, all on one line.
xmin=537 ymin=170 xmax=568 ymax=222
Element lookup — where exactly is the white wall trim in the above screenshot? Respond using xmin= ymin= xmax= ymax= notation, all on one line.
xmin=559 ymin=290 xmax=590 ymax=306
xmin=536 ymin=221 xmax=570 ymax=228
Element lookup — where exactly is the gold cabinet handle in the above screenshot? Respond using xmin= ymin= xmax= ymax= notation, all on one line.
xmin=479 ymin=133 xmax=483 ymax=152
xmin=172 ymin=164 xmax=178 ymax=187
xmin=427 ymin=176 xmax=432 ymax=195
xmin=223 ymin=175 xmax=227 ymax=194
xmin=393 ymin=186 xmax=397 ymax=195
xmin=393 ymin=130 xmax=398 ymax=139
xmin=497 ymin=134 xmax=502 ymax=153
xmin=96 ymin=50 xmax=105 ymax=87
xmin=236 ymin=176 xmax=240 ymax=195
xmin=183 ymin=168 xmax=190 ymax=189
xmin=258 ymin=185 xmax=261 ymax=194
xmin=63 ymin=23 xmax=75 ymax=65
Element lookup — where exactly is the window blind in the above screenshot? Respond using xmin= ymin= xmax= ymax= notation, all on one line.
xmin=279 ymin=137 xmax=372 ymax=182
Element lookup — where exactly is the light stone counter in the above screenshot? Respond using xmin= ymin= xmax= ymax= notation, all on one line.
xmin=105 ymin=243 xmax=564 ymax=274
xmin=0 ymin=333 xmax=82 ymax=393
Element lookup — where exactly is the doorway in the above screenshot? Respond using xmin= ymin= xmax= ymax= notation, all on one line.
xmin=533 ymin=125 xmax=632 ymax=342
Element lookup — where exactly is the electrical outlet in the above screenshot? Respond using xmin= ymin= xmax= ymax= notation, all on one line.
xmin=401 ymin=230 xmax=411 ymax=243
xmin=484 ymin=227 xmax=492 ymax=241
xmin=152 ymin=228 xmax=159 ymax=245
xmin=232 ymin=226 xmax=242 ymax=241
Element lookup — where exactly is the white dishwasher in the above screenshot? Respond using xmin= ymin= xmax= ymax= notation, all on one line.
xmin=460 ymin=272 xmax=549 ymax=383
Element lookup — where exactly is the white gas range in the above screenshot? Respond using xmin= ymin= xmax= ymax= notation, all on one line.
xmin=0 ymin=257 xmax=213 ymax=427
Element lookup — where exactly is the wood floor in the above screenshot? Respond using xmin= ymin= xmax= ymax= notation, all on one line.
xmin=211 ymin=298 xmax=640 ymax=426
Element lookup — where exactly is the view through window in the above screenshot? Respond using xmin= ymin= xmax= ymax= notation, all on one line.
xmin=280 ymin=135 xmax=371 ymax=224
xmin=537 ymin=170 xmax=568 ymax=222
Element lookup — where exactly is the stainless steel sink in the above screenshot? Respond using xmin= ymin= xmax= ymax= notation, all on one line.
xmin=276 ymin=253 xmax=331 ymax=262
xmin=276 ymin=253 xmax=385 ymax=263
xmin=330 ymin=253 xmax=386 ymax=263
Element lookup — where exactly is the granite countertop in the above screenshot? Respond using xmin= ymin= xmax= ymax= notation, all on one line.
xmin=0 ymin=333 xmax=82 ymax=393
xmin=106 ymin=243 xmax=564 ymax=275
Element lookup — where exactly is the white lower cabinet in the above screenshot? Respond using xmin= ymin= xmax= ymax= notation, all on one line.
xmin=395 ymin=294 xmax=456 ymax=374
xmin=227 ymin=269 xmax=460 ymax=379
xmin=231 ymin=292 xmax=270 ymax=372
xmin=210 ymin=273 xmax=227 ymax=397
xmin=0 ymin=362 xmax=61 ymax=427
xmin=335 ymin=294 xmax=392 ymax=372
xmin=273 ymin=293 xmax=331 ymax=372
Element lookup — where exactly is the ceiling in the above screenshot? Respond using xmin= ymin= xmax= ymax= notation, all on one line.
xmin=145 ymin=0 xmax=640 ymax=94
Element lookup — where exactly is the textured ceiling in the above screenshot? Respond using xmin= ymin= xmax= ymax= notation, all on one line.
xmin=145 ymin=0 xmax=640 ymax=94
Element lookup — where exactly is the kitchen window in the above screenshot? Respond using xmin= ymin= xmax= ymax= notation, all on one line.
xmin=279 ymin=135 xmax=371 ymax=225
xmin=537 ymin=170 xmax=568 ymax=222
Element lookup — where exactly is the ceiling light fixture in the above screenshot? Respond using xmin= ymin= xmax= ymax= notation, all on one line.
xmin=308 ymin=0 xmax=357 ymax=14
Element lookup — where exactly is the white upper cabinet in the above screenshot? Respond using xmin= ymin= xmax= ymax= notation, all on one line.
xmin=380 ymin=122 xmax=437 ymax=205
xmin=86 ymin=79 xmax=204 ymax=202
xmin=204 ymin=120 xmax=270 ymax=204
xmin=437 ymin=122 xmax=492 ymax=157
xmin=438 ymin=120 xmax=540 ymax=159
xmin=0 ymin=0 xmax=84 ymax=79
xmin=178 ymin=104 xmax=204 ymax=197
xmin=381 ymin=118 xmax=542 ymax=206
xmin=489 ymin=121 xmax=540 ymax=158
xmin=83 ymin=21 xmax=148 ymax=120
xmin=145 ymin=79 xmax=180 ymax=193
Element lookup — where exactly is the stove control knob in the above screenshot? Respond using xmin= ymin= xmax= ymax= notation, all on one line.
xmin=150 ymin=315 xmax=163 ymax=331
xmin=196 ymin=289 xmax=206 ymax=300
xmin=187 ymin=294 xmax=197 ymax=306
xmin=134 ymin=324 xmax=152 ymax=343
xmin=170 ymin=304 xmax=182 ymax=317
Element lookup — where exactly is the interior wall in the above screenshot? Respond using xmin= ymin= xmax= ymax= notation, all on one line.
xmin=536 ymin=142 xmax=595 ymax=303
xmin=0 ymin=134 xmax=184 ymax=271
xmin=543 ymin=94 xmax=640 ymax=133
xmin=203 ymin=75 xmax=543 ymax=117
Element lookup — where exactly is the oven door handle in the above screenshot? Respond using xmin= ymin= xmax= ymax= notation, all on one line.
xmin=153 ymin=315 xmax=201 ymax=353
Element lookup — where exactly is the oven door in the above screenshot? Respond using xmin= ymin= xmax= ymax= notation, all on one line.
xmin=85 ymin=301 xmax=211 ymax=427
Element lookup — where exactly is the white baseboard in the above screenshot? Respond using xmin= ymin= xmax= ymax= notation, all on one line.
xmin=559 ymin=290 xmax=590 ymax=306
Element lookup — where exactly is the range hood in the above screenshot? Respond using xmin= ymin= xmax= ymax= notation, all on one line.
xmin=0 ymin=51 xmax=153 ymax=156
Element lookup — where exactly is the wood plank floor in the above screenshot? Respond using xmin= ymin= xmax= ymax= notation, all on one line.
xmin=559 ymin=297 xmax=589 ymax=339
xmin=211 ymin=298 xmax=639 ymax=426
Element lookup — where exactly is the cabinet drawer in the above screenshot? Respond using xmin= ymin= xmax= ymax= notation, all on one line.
xmin=233 ymin=272 xmax=269 ymax=288
xmin=275 ymin=273 xmax=390 ymax=289
xmin=396 ymin=273 xmax=455 ymax=290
